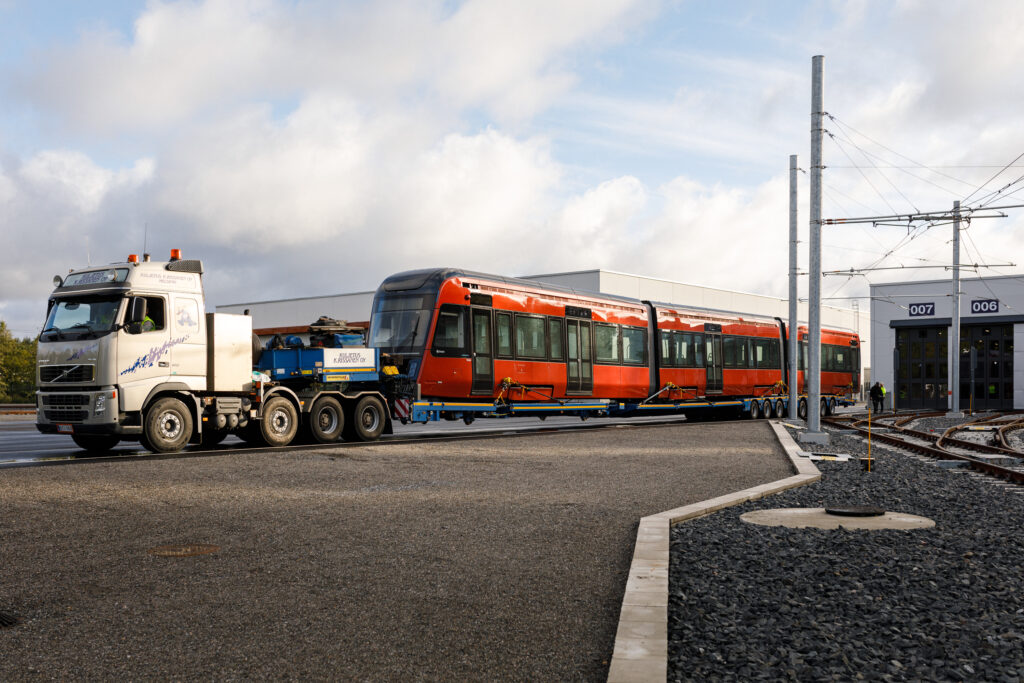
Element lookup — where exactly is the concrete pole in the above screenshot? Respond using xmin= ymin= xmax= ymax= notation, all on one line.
xmin=803 ymin=55 xmax=828 ymax=443
xmin=948 ymin=200 xmax=963 ymax=417
xmin=789 ymin=155 xmax=799 ymax=417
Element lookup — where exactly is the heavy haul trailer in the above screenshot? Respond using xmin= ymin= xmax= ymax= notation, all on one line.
xmin=406 ymin=392 xmax=853 ymax=424
xmin=35 ymin=251 xmax=397 ymax=454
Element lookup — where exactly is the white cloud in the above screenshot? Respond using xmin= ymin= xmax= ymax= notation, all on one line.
xmin=17 ymin=0 xmax=652 ymax=134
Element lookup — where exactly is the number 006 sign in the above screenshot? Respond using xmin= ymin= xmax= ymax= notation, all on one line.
xmin=971 ymin=299 xmax=999 ymax=314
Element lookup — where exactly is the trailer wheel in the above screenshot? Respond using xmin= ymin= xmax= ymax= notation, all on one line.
xmin=775 ymin=399 xmax=786 ymax=418
xmin=749 ymin=400 xmax=761 ymax=419
xmin=797 ymin=398 xmax=808 ymax=420
xmin=71 ymin=434 xmax=120 ymax=453
xmin=310 ymin=396 xmax=345 ymax=443
xmin=827 ymin=397 xmax=837 ymax=415
xmin=820 ymin=399 xmax=828 ymax=417
xmin=260 ymin=396 xmax=298 ymax=447
xmin=763 ymin=400 xmax=774 ymax=418
xmin=352 ymin=396 xmax=386 ymax=442
xmin=144 ymin=397 xmax=193 ymax=453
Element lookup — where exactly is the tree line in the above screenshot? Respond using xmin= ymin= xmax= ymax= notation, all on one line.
xmin=0 ymin=321 xmax=37 ymax=403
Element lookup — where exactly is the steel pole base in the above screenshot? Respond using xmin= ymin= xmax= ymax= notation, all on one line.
xmin=798 ymin=430 xmax=830 ymax=445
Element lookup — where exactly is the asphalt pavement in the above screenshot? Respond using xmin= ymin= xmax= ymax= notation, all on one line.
xmin=0 ymin=420 xmax=792 ymax=680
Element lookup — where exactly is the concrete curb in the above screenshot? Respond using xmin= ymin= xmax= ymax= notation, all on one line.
xmin=606 ymin=421 xmax=820 ymax=682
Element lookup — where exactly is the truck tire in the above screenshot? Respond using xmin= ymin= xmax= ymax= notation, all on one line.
xmin=797 ymin=398 xmax=808 ymax=420
xmin=71 ymin=433 xmax=120 ymax=453
xmin=260 ymin=396 xmax=298 ymax=447
xmin=310 ymin=396 xmax=344 ymax=443
xmin=775 ymin=399 xmax=785 ymax=418
xmin=144 ymin=397 xmax=194 ymax=453
xmin=749 ymin=400 xmax=761 ymax=419
xmin=351 ymin=396 xmax=385 ymax=442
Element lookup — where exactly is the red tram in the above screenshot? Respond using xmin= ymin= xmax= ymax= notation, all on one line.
xmin=368 ymin=268 xmax=860 ymax=409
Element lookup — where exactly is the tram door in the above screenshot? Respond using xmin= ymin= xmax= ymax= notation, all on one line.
xmin=471 ymin=305 xmax=494 ymax=395
xmin=566 ymin=318 xmax=593 ymax=394
xmin=705 ymin=328 xmax=723 ymax=393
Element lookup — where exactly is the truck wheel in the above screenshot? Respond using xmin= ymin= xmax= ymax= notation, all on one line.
xmin=828 ymin=397 xmax=837 ymax=415
xmin=749 ymin=400 xmax=761 ymax=420
xmin=260 ymin=396 xmax=298 ymax=447
xmin=797 ymin=398 xmax=808 ymax=420
xmin=352 ymin=396 xmax=385 ymax=442
xmin=310 ymin=396 xmax=344 ymax=443
xmin=763 ymin=400 xmax=774 ymax=418
xmin=71 ymin=434 xmax=120 ymax=453
xmin=144 ymin=397 xmax=193 ymax=453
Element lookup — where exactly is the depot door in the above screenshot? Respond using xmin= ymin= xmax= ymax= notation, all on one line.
xmin=566 ymin=319 xmax=593 ymax=394
xmin=471 ymin=308 xmax=494 ymax=394
xmin=705 ymin=332 xmax=723 ymax=393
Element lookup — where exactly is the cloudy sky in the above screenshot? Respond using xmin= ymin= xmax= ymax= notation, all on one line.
xmin=2 ymin=0 xmax=1024 ymax=336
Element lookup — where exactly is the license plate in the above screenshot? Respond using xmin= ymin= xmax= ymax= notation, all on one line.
xmin=57 ymin=424 xmax=73 ymax=434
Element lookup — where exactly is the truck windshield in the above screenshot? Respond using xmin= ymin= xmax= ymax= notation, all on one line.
xmin=40 ymin=297 xmax=123 ymax=341
xmin=368 ymin=294 xmax=434 ymax=353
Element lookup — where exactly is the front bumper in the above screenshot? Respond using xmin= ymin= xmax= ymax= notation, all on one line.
xmin=35 ymin=388 xmax=143 ymax=436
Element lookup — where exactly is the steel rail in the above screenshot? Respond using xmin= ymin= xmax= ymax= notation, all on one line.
xmin=823 ymin=417 xmax=1024 ymax=485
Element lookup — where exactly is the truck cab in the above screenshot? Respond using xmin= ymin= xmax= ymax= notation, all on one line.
xmin=36 ymin=251 xmax=250 ymax=452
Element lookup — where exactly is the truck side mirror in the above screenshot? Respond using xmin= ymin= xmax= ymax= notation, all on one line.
xmin=126 ymin=297 xmax=147 ymax=334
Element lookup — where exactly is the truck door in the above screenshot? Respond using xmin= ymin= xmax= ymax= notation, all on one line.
xmin=566 ymin=317 xmax=593 ymax=394
xmin=471 ymin=307 xmax=494 ymax=395
xmin=705 ymin=326 xmax=723 ymax=394
xmin=116 ymin=294 xmax=173 ymax=405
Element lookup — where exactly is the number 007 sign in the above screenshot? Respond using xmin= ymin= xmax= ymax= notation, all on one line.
xmin=908 ymin=303 xmax=935 ymax=317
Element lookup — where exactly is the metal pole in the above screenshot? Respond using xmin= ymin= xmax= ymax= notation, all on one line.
xmin=948 ymin=201 xmax=963 ymax=417
xmin=789 ymin=154 xmax=799 ymax=418
xmin=804 ymin=55 xmax=828 ymax=443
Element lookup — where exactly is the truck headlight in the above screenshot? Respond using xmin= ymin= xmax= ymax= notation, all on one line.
xmin=94 ymin=394 xmax=106 ymax=415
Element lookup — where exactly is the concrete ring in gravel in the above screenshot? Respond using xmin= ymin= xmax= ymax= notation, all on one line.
xmin=740 ymin=507 xmax=935 ymax=530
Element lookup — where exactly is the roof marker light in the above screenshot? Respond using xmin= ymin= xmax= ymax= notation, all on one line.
xmin=170 ymin=249 xmax=182 ymax=261
xmin=128 ymin=254 xmax=139 ymax=263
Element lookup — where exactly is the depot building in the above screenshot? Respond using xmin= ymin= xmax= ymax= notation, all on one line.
xmin=218 ymin=268 xmax=871 ymax=387
xmin=870 ymin=273 xmax=1024 ymax=411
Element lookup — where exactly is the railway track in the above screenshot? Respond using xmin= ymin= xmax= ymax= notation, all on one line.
xmin=823 ymin=412 xmax=1024 ymax=486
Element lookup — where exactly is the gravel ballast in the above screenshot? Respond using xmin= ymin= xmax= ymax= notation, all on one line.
xmin=1 ymin=420 xmax=791 ymax=681
xmin=668 ymin=426 xmax=1024 ymax=682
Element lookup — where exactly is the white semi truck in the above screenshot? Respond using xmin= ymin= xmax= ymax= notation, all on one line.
xmin=36 ymin=250 xmax=396 ymax=453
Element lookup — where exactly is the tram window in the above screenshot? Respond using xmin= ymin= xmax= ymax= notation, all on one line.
xmin=515 ymin=315 xmax=546 ymax=359
xmin=595 ymin=324 xmax=620 ymax=363
xmin=622 ymin=327 xmax=646 ymax=365
xmin=678 ymin=333 xmax=693 ymax=367
xmin=694 ymin=333 xmax=705 ymax=367
xmin=496 ymin=313 xmax=513 ymax=358
xmin=548 ymin=319 xmax=564 ymax=360
xmin=723 ymin=336 xmax=738 ymax=368
xmin=659 ymin=331 xmax=673 ymax=366
xmin=431 ymin=304 xmax=468 ymax=357
xmin=834 ymin=347 xmax=848 ymax=372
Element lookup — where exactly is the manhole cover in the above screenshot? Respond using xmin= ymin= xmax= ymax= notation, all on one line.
xmin=825 ymin=506 xmax=886 ymax=517
xmin=147 ymin=544 xmax=220 ymax=558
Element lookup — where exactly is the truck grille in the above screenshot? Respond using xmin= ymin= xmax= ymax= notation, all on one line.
xmin=40 ymin=365 xmax=95 ymax=383
xmin=41 ymin=394 xmax=90 ymax=423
